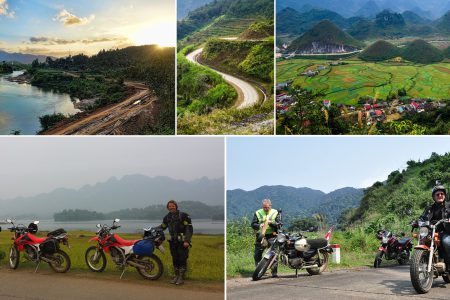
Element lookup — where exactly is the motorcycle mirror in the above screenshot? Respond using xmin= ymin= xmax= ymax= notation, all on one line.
xmin=96 ymin=224 xmax=101 ymax=228
xmin=33 ymin=220 xmax=39 ymax=225
xmin=114 ymin=218 xmax=120 ymax=223
xmin=0 ymin=226 xmax=2 ymax=232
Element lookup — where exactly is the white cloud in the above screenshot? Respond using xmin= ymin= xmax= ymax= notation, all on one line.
xmin=0 ymin=0 xmax=15 ymax=18
xmin=53 ymin=9 xmax=94 ymax=26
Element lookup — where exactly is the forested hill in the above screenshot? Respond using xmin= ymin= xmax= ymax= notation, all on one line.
xmin=178 ymin=0 xmax=273 ymax=40
xmin=227 ymin=186 xmax=363 ymax=224
xmin=40 ymin=45 xmax=174 ymax=98
xmin=343 ymin=152 xmax=450 ymax=231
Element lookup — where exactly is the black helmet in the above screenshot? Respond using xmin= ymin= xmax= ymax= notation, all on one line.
xmin=28 ymin=222 xmax=38 ymax=234
xmin=432 ymin=181 xmax=446 ymax=198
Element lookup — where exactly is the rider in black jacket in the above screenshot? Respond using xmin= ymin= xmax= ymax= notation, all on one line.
xmin=419 ymin=183 xmax=450 ymax=270
xmin=159 ymin=200 xmax=193 ymax=285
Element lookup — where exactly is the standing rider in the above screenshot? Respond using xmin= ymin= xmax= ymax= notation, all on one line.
xmin=159 ymin=200 xmax=193 ymax=285
xmin=251 ymin=198 xmax=281 ymax=278
xmin=419 ymin=182 xmax=450 ymax=271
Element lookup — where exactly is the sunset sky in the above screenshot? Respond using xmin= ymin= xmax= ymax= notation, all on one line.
xmin=0 ymin=0 xmax=175 ymax=57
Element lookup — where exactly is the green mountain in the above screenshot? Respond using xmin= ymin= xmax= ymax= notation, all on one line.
xmin=444 ymin=46 xmax=450 ymax=58
xmin=287 ymin=20 xmax=364 ymax=53
xmin=375 ymin=9 xmax=406 ymax=28
xmin=178 ymin=0 xmax=273 ymax=40
xmin=239 ymin=20 xmax=274 ymax=40
xmin=359 ymin=40 xmax=400 ymax=61
xmin=276 ymin=7 xmax=349 ymax=39
xmin=402 ymin=10 xmax=429 ymax=25
xmin=402 ymin=39 xmax=444 ymax=63
xmin=227 ymin=185 xmax=363 ymax=225
xmin=345 ymin=152 xmax=450 ymax=231
xmin=436 ymin=11 xmax=450 ymax=34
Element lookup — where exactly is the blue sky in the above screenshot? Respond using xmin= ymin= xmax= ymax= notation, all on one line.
xmin=227 ymin=137 xmax=450 ymax=192
xmin=0 ymin=0 xmax=175 ymax=57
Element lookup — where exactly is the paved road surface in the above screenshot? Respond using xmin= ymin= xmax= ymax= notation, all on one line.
xmin=228 ymin=266 xmax=450 ymax=300
xmin=0 ymin=269 xmax=223 ymax=300
xmin=185 ymin=48 xmax=260 ymax=109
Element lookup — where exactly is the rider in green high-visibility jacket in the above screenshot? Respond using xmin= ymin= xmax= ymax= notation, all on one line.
xmin=251 ymin=198 xmax=281 ymax=277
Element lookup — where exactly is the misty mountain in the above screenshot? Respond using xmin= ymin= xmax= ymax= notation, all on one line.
xmin=355 ymin=0 xmax=381 ymax=18
xmin=0 ymin=50 xmax=49 ymax=64
xmin=227 ymin=185 xmax=363 ymax=224
xmin=0 ymin=175 xmax=224 ymax=218
xmin=177 ymin=0 xmax=215 ymax=20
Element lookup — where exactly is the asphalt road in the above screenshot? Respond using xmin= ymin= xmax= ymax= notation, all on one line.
xmin=227 ymin=265 xmax=450 ymax=300
xmin=0 ymin=269 xmax=223 ymax=300
xmin=185 ymin=48 xmax=260 ymax=109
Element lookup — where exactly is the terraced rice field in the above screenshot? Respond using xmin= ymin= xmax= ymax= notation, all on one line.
xmin=277 ymin=58 xmax=450 ymax=105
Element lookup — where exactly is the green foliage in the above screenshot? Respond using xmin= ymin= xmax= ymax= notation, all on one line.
xmin=288 ymin=217 xmax=318 ymax=232
xmin=402 ymin=39 xmax=444 ymax=64
xmin=39 ymin=113 xmax=67 ymax=132
xmin=0 ymin=61 xmax=13 ymax=74
xmin=239 ymin=19 xmax=274 ymax=39
xmin=238 ymin=43 xmax=273 ymax=81
xmin=359 ymin=40 xmax=401 ymax=61
xmin=54 ymin=209 xmax=106 ymax=221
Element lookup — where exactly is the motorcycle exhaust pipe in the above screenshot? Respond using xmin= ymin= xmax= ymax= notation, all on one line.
xmin=126 ymin=260 xmax=146 ymax=269
xmin=303 ymin=264 xmax=319 ymax=269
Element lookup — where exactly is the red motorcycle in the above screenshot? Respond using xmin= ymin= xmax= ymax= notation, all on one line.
xmin=373 ymin=229 xmax=412 ymax=268
xmin=6 ymin=219 xmax=71 ymax=273
xmin=85 ymin=219 xmax=165 ymax=280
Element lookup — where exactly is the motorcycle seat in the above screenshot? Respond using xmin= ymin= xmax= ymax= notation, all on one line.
xmin=27 ymin=233 xmax=48 ymax=244
xmin=398 ymin=237 xmax=411 ymax=245
xmin=306 ymin=238 xmax=328 ymax=249
xmin=113 ymin=234 xmax=139 ymax=246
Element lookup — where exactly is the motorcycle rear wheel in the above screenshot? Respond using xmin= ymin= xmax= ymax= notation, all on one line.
xmin=48 ymin=249 xmax=71 ymax=273
xmin=85 ymin=246 xmax=107 ymax=272
xmin=374 ymin=251 xmax=383 ymax=268
xmin=442 ymin=274 xmax=450 ymax=283
xmin=135 ymin=254 xmax=163 ymax=280
xmin=410 ymin=249 xmax=433 ymax=294
xmin=9 ymin=246 xmax=19 ymax=269
xmin=306 ymin=250 xmax=329 ymax=275
xmin=253 ymin=257 xmax=271 ymax=281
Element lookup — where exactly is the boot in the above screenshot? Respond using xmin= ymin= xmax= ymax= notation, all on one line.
xmin=171 ymin=267 xmax=179 ymax=284
xmin=176 ymin=268 xmax=186 ymax=285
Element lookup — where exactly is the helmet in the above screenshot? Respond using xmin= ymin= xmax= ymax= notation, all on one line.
xmin=432 ymin=182 xmax=446 ymax=199
xmin=294 ymin=238 xmax=310 ymax=251
xmin=28 ymin=222 xmax=38 ymax=234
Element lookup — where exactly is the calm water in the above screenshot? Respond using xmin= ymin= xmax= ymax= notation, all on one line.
xmin=6 ymin=219 xmax=224 ymax=235
xmin=0 ymin=71 xmax=80 ymax=135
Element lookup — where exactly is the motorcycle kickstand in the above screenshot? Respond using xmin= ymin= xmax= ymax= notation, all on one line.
xmin=295 ymin=269 xmax=298 ymax=278
xmin=34 ymin=261 xmax=41 ymax=273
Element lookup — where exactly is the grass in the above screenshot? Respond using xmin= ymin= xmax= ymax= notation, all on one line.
xmin=0 ymin=231 xmax=223 ymax=282
xmin=277 ymin=58 xmax=450 ymax=105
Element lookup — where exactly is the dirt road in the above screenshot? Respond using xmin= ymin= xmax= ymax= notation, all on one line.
xmin=228 ymin=265 xmax=450 ymax=300
xmin=0 ymin=269 xmax=223 ymax=300
xmin=43 ymin=82 xmax=155 ymax=135
xmin=185 ymin=48 xmax=261 ymax=109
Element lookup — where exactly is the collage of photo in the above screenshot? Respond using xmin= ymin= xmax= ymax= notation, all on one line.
xmin=0 ymin=0 xmax=450 ymax=299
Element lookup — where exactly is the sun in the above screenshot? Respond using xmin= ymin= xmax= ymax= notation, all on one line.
xmin=130 ymin=21 xmax=175 ymax=47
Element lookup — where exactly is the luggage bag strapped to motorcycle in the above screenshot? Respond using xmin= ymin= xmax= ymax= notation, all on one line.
xmin=47 ymin=228 xmax=66 ymax=237
xmin=41 ymin=238 xmax=58 ymax=254
xmin=133 ymin=239 xmax=154 ymax=256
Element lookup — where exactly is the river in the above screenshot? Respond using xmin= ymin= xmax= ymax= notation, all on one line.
xmin=0 ymin=71 xmax=80 ymax=135
xmin=3 ymin=219 xmax=224 ymax=235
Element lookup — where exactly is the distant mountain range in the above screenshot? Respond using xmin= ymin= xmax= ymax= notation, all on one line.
xmin=177 ymin=0 xmax=215 ymax=20
xmin=277 ymin=0 xmax=450 ymax=20
xmin=0 ymin=50 xmax=49 ymax=64
xmin=227 ymin=185 xmax=364 ymax=224
xmin=0 ymin=175 xmax=224 ymax=218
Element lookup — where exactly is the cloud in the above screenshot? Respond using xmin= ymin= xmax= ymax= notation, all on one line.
xmin=0 ymin=0 xmax=15 ymax=18
xmin=29 ymin=36 xmax=127 ymax=45
xmin=53 ymin=9 xmax=94 ymax=26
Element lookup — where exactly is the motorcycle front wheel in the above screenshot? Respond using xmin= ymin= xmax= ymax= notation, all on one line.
xmin=48 ymin=249 xmax=71 ymax=273
xmin=9 ymin=246 xmax=19 ymax=269
xmin=306 ymin=250 xmax=329 ymax=275
xmin=253 ymin=257 xmax=272 ymax=281
xmin=374 ymin=251 xmax=383 ymax=268
xmin=85 ymin=246 xmax=107 ymax=272
xmin=410 ymin=249 xmax=433 ymax=294
xmin=135 ymin=254 xmax=163 ymax=280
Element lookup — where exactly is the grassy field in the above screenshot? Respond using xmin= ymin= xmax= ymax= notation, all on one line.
xmin=277 ymin=58 xmax=450 ymax=105
xmin=0 ymin=231 xmax=223 ymax=282
xmin=227 ymin=221 xmax=398 ymax=278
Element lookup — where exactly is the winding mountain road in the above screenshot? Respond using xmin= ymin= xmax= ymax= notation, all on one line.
xmin=228 ymin=265 xmax=450 ymax=300
xmin=185 ymin=48 xmax=261 ymax=109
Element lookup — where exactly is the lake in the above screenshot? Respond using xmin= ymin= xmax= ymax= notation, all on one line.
xmin=3 ymin=219 xmax=224 ymax=235
xmin=0 ymin=71 xmax=80 ymax=135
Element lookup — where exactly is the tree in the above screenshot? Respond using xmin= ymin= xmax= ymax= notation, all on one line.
xmin=31 ymin=59 xmax=40 ymax=69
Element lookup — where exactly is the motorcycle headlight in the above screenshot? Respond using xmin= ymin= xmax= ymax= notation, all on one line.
xmin=419 ymin=227 xmax=429 ymax=238
xmin=382 ymin=237 xmax=388 ymax=243
xmin=277 ymin=233 xmax=287 ymax=244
